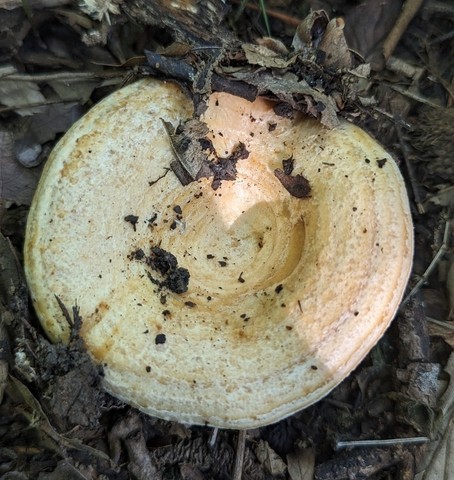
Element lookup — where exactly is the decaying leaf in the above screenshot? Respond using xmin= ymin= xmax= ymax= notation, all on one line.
xmin=415 ymin=352 xmax=454 ymax=479
xmin=256 ymin=37 xmax=289 ymax=55
xmin=48 ymin=78 xmax=98 ymax=104
xmin=439 ymin=351 xmax=454 ymax=417
xmin=161 ymin=118 xmax=207 ymax=183
xmin=428 ymin=321 xmax=454 ymax=348
xmin=242 ymin=43 xmax=298 ymax=69
xmin=157 ymin=41 xmax=193 ymax=57
xmin=255 ymin=440 xmax=287 ymax=477
xmin=14 ymin=103 xmax=84 ymax=168
xmin=318 ymin=18 xmax=352 ymax=69
xmin=0 ymin=130 xmax=43 ymax=205
xmin=239 ymin=70 xmax=339 ymax=128
xmin=424 ymin=186 xmax=454 ymax=209
xmin=0 ymin=79 xmax=46 ymax=116
xmin=162 ymin=117 xmax=249 ymax=190
xmin=274 ymin=168 xmax=311 ymax=198
xmin=343 ymin=0 xmax=402 ymax=63
xmin=287 ymin=447 xmax=315 ymax=480
xmin=78 ymin=0 xmax=121 ymax=21
xmin=418 ymin=418 xmax=454 ymax=480
xmin=6 ymin=375 xmax=110 ymax=460
xmin=292 ymin=10 xmax=329 ymax=50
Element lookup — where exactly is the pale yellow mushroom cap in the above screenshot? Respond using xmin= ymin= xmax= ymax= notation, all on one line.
xmin=24 ymin=78 xmax=413 ymax=429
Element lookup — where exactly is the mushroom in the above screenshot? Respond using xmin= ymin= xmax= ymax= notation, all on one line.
xmin=24 ymin=78 xmax=413 ymax=429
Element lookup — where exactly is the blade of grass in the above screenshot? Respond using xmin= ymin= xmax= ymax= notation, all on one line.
xmin=259 ymin=0 xmax=271 ymax=36
xmin=234 ymin=0 xmax=271 ymax=36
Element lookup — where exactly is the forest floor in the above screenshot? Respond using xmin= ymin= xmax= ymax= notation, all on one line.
xmin=1 ymin=1 xmax=454 ymax=479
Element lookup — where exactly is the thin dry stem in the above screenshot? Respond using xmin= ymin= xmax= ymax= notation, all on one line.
xmin=232 ymin=430 xmax=247 ymax=480
xmin=383 ymin=0 xmax=425 ymax=62
xmin=402 ymin=217 xmax=452 ymax=306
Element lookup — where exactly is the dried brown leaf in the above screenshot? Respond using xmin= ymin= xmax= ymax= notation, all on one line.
xmin=274 ymin=169 xmax=311 ymax=198
xmin=157 ymin=41 xmax=192 ymax=56
xmin=292 ymin=10 xmax=329 ymax=50
xmin=242 ymin=43 xmax=297 ymax=69
xmin=161 ymin=118 xmax=207 ymax=183
xmin=242 ymin=71 xmax=339 ymax=128
xmin=256 ymin=37 xmax=289 ymax=55
xmin=428 ymin=322 xmax=454 ymax=348
xmin=318 ymin=18 xmax=352 ymax=69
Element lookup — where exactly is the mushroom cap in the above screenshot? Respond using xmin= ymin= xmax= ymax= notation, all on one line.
xmin=24 ymin=79 xmax=413 ymax=429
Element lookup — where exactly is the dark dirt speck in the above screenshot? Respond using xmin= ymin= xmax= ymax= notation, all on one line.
xmin=124 ymin=215 xmax=139 ymax=231
xmin=155 ymin=334 xmax=166 ymax=345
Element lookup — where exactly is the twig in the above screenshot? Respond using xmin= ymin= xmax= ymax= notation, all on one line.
xmin=144 ymin=50 xmax=257 ymax=102
xmin=0 ymin=99 xmax=77 ymax=113
xmin=370 ymin=105 xmax=412 ymax=130
xmin=422 ymin=0 xmax=454 ymax=17
xmin=386 ymin=56 xmax=424 ymax=80
xmin=208 ymin=427 xmax=219 ymax=448
xmin=388 ymin=83 xmax=445 ymax=108
xmin=0 ymin=321 xmax=9 ymax=404
xmin=427 ymin=317 xmax=454 ymax=331
xmin=334 ymin=437 xmax=430 ymax=451
xmin=428 ymin=29 xmax=454 ymax=45
xmin=1 ymin=71 xmax=120 ymax=82
xmin=383 ymin=0 xmax=425 ymax=62
xmin=396 ymin=124 xmax=425 ymax=214
xmin=232 ymin=430 xmax=247 ymax=480
xmin=401 ymin=218 xmax=452 ymax=306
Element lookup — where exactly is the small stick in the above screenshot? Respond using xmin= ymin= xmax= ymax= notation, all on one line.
xmin=208 ymin=427 xmax=219 ymax=448
xmin=334 ymin=436 xmax=430 ymax=451
xmin=382 ymin=0 xmax=425 ymax=62
xmin=427 ymin=317 xmax=454 ymax=331
xmin=422 ymin=0 xmax=454 ymax=17
xmin=401 ymin=218 xmax=452 ymax=306
xmin=1 ymin=71 xmax=121 ymax=82
xmin=396 ymin=124 xmax=425 ymax=214
xmin=232 ymin=430 xmax=247 ymax=480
